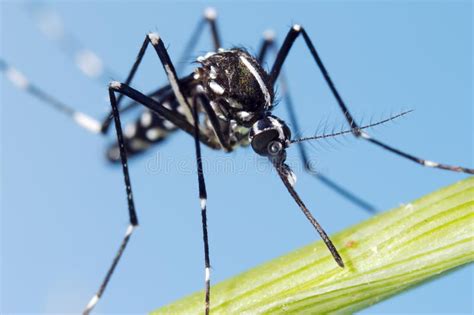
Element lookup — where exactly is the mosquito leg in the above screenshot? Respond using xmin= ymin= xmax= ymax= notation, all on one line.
xmin=26 ymin=2 xmax=135 ymax=134
xmin=82 ymin=86 xmax=139 ymax=315
xmin=25 ymin=2 xmax=119 ymax=83
xmin=128 ymin=6 xmax=222 ymax=110
xmin=191 ymin=94 xmax=212 ymax=315
xmin=102 ymin=4 xmax=223 ymax=127
xmin=257 ymin=33 xmax=377 ymax=212
xmin=100 ymin=36 xmax=153 ymax=133
xmin=270 ymin=25 xmax=474 ymax=174
xmin=102 ymin=6 xmax=223 ymax=133
xmin=1 ymin=59 xmax=102 ymax=133
xmin=84 ymin=29 xmax=224 ymax=312
xmin=176 ymin=6 xmax=222 ymax=75
xmin=109 ymin=32 xmax=229 ymax=149
xmin=204 ymin=7 xmax=222 ymax=50
xmin=25 ymin=2 xmax=180 ymax=134
xmin=107 ymin=6 xmax=224 ymax=148
xmin=256 ymin=29 xmax=277 ymax=63
xmin=108 ymin=81 xmax=219 ymax=149
xmin=115 ymin=31 xmax=216 ymax=312
xmin=147 ymin=30 xmax=224 ymax=313
xmin=195 ymin=93 xmax=232 ymax=151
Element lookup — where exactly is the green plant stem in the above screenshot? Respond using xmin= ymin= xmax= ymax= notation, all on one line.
xmin=152 ymin=177 xmax=474 ymax=314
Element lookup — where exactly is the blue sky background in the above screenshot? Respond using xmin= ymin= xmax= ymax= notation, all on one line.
xmin=1 ymin=1 xmax=472 ymax=314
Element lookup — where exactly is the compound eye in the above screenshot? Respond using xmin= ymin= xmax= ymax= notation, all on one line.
xmin=267 ymin=141 xmax=283 ymax=156
xmin=250 ymin=129 xmax=279 ymax=156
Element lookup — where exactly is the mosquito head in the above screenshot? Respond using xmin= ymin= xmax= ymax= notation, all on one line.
xmin=249 ymin=115 xmax=291 ymax=159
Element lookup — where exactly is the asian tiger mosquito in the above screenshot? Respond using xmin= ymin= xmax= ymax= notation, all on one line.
xmin=2 ymin=5 xmax=473 ymax=315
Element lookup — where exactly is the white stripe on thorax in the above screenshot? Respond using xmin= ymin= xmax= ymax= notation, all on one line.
xmin=239 ymin=55 xmax=271 ymax=107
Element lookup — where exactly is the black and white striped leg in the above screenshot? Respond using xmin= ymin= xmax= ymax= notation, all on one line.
xmin=176 ymin=7 xmax=222 ymax=75
xmin=101 ymin=6 xmax=223 ymax=132
xmin=104 ymin=33 xmax=193 ymax=134
xmin=270 ymin=25 xmax=474 ymax=174
xmin=256 ymin=30 xmax=276 ymax=63
xmin=26 ymin=2 xmax=188 ymax=135
xmin=102 ymin=73 xmax=196 ymax=131
xmin=359 ymin=133 xmax=474 ymax=174
xmin=258 ymin=33 xmax=377 ymax=212
xmin=146 ymin=32 xmax=195 ymax=112
xmin=148 ymin=32 xmax=214 ymax=313
xmin=196 ymin=93 xmax=232 ymax=151
xmin=83 ymin=87 xmax=139 ymax=315
xmin=204 ymin=7 xmax=222 ymax=50
xmin=192 ymin=94 xmax=212 ymax=315
xmin=100 ymin=37 xmax=152 ymax=133
xmin=108 ymin=81 xmax=219 ymax=149
xmin=0 ymin=59 xmax=102 ymax=134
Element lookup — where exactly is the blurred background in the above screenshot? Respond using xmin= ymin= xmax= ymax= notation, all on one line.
xmin=1 ymin=1 xmax=472 ymax=314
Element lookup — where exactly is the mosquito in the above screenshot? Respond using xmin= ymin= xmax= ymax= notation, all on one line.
xmin=3 ymin=3 xmax=378 ymax=213
xmin=2 ymin=6 xmax=473 ymax=315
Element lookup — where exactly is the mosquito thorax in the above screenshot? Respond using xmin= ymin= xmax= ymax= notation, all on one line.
xmin=249 ymin=115 xmax=291 ymax=158
xmin=195 ymin=48 xmax=274 ymax=127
